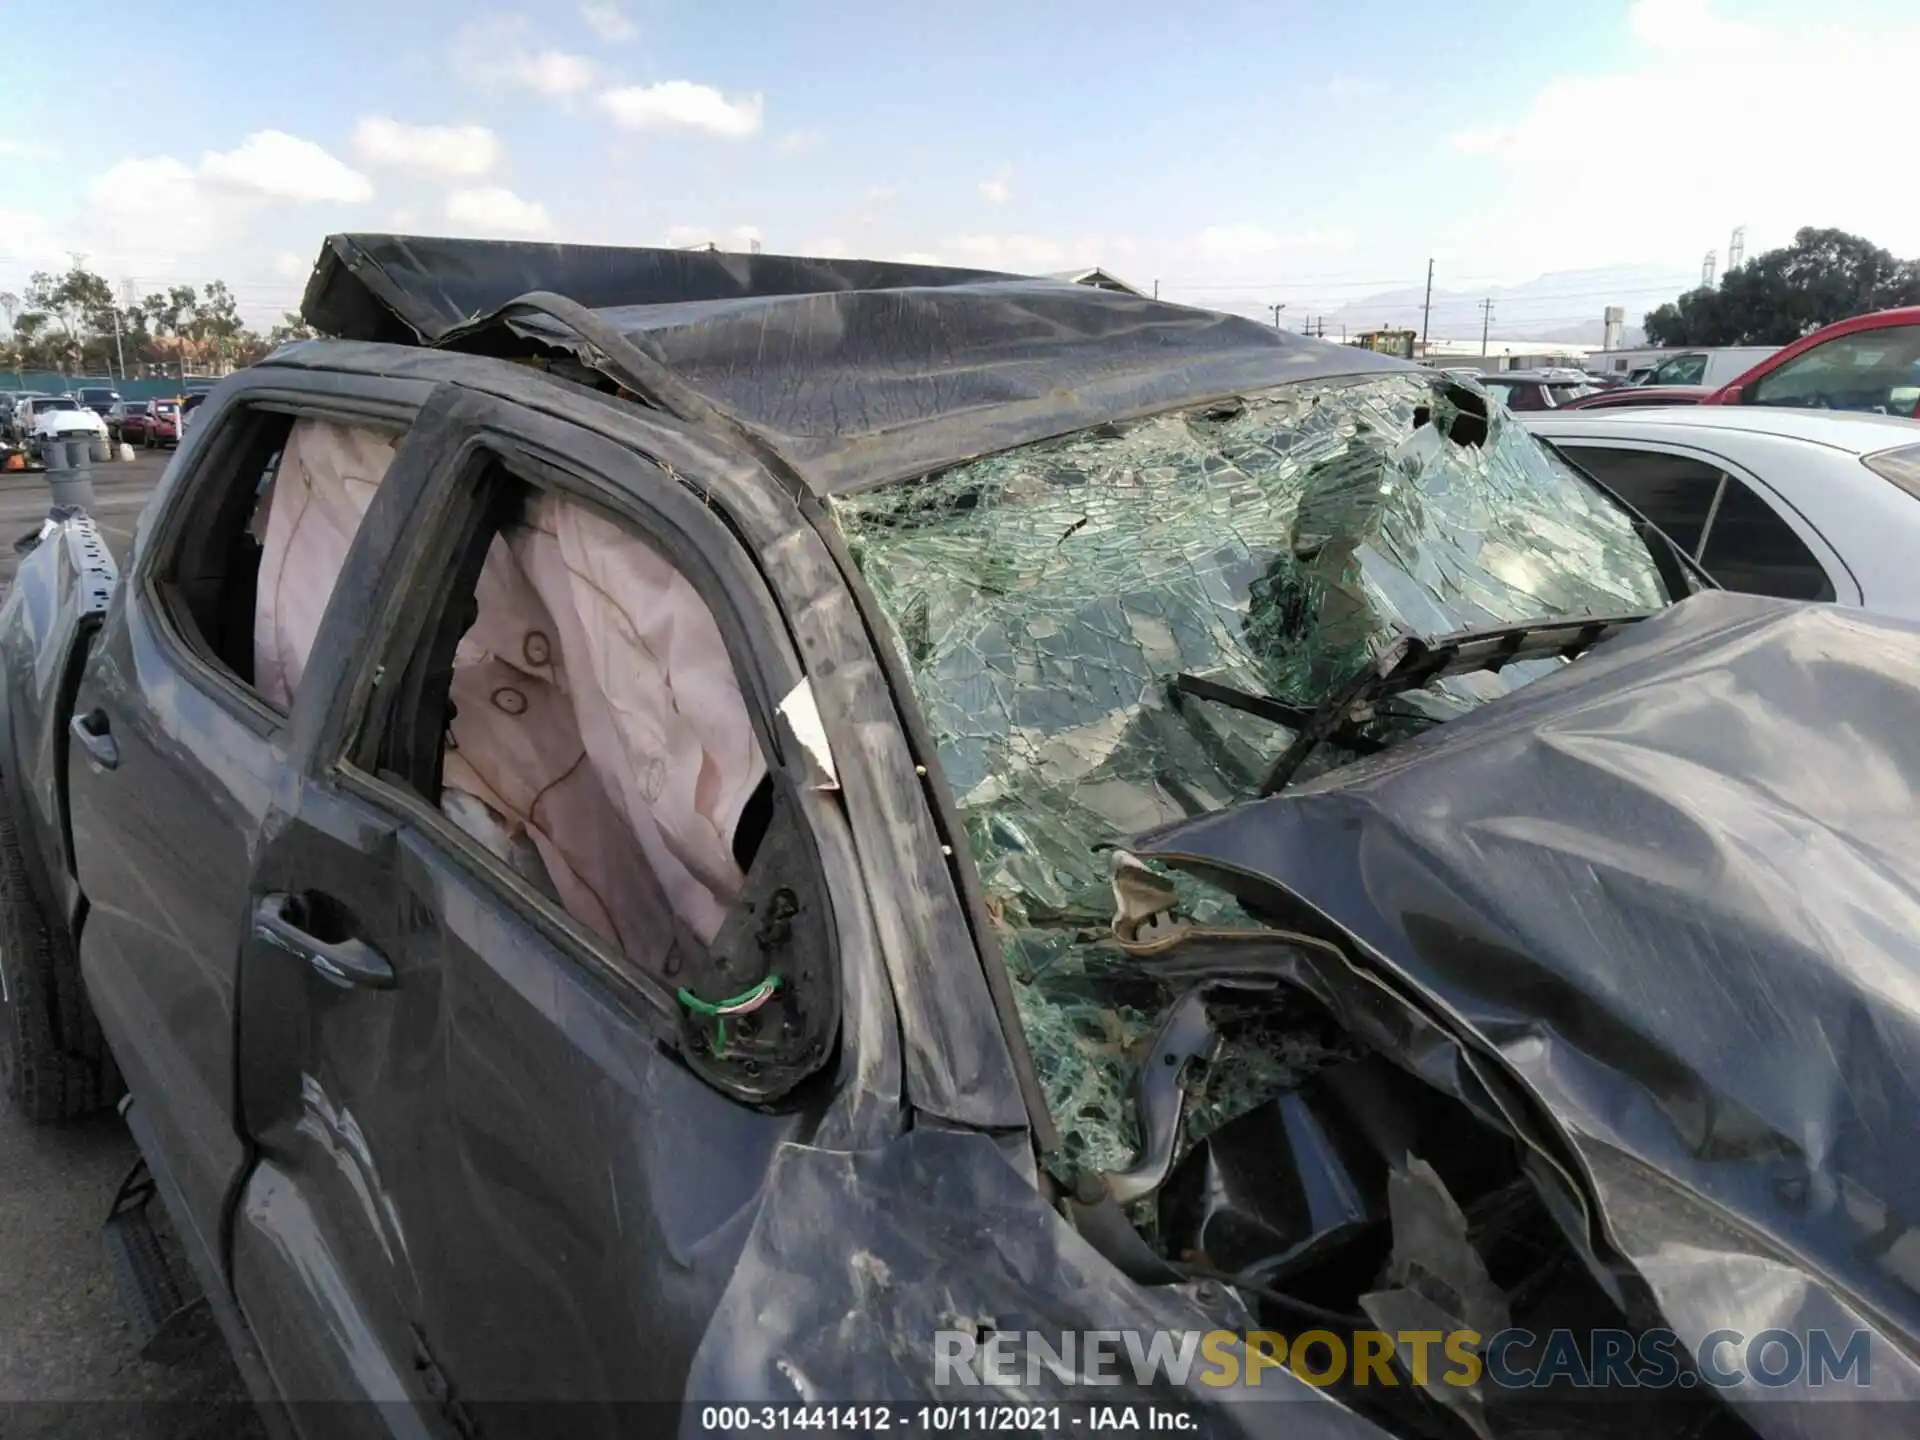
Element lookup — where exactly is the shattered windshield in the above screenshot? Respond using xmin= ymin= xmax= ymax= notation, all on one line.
xmin=830 ymin=371 xmax=1670 ymax=1176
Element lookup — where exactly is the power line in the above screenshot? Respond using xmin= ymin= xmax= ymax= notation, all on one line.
xmin=1164 ymin=278 xmax=1699 ymax=306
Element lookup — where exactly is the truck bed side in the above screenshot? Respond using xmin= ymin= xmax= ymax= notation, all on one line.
xmin=0 ymin=512 xmax=119 ymax=933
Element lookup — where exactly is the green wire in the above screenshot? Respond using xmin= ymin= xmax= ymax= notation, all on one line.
xmin=676 ymin=975 xmax=782 ymax=1058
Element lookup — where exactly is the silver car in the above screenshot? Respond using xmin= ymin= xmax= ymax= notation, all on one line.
xmin=1524 ymin=405 xmax=1920 ymax=615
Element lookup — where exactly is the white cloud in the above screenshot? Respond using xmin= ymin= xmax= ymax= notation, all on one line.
xmin=454 ymin=19 xmax=596 ymax=96
xmin=895 ymin=251 xmax=946 ymax=266
xmin=0 ymin=206 xmax=64 ymax=272
xmin=0 ymin=128 xmax=383 ymax=323
xmin=946 ymin=231 xmax=1142 ymax=276
xmin=799 ymin=235 xmax=854 ymax=258
xmin=661 ymin=223 xmax=764 ymax=251
xmin=445 ymin=186 xmax=555 ymax=237
xmin=1437 ymin=0 xmax=1920 ymax=276
xmin=199 ymin=131 xmax=373 ymax=203
xmin=950 ymin=233 xmax=1064 ymax=270
xmin=1195 ymin=224 xmax=1355 ymax=262
xmin=79 ymin=157 xmax=231 ymax=269
xmin=58 ymin=132 xmax=372 ymax=295
xmin=1324 ymin=76 xmax=1388 ymax=102
xmin=977 ymin=164 xmax=1013 ymax=207
xmin=579 ymin=1 xmax=637 ymax=42
xmin=596 ymin=81 xmax=764 ymax=137
xmin=515 ymin=51 xmax=597 ymax=95
xmin=1447 ymin=125 xmax=1511 ymax=158
xmin=774 ymin=130 xmax=823 ymax=155
xmin=352 ymin=117 xmax=499 ymax=178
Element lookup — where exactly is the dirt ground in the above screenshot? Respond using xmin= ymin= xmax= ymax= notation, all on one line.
xmin=0 ymin=452 xmax=264 ymax=1437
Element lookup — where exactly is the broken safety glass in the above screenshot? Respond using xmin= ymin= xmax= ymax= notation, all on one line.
xmin=830 ymin=371 xmax=1670 ymax=1177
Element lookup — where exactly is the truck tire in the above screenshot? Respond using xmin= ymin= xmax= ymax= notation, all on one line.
xmin=0 ymin=781 xmax=120 ymax=1121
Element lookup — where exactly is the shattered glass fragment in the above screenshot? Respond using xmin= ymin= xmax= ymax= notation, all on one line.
xmin=831 ymin=372 xmax=1669 ymax=1177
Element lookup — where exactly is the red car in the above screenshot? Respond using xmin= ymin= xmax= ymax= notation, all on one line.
xmin=1553 ymin=384 xmax=1712 ymax=410
xmin=1705 ymin=306 xmax=1920 ymax=417
xmin=121 ymin=399 xmax=182 ymax=448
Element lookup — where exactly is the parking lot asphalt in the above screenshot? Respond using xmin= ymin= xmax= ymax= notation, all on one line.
xmin=0 ymin=450 xmax=263 ymax=1437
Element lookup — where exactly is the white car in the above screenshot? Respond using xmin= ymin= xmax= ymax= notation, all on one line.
xmin=28 ymin=396 xmax=109 ymax=442
xmin=1637 ymin=346 xmax=1781 ymax=388
xmin=1522 ymin=406 xmax=1920 ymax=615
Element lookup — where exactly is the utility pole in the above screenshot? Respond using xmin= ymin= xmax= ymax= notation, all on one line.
xmin=1479 ymin=297 xmax=1495 ymax=357
xmin=120 ymin=280 xmax=138 ymax=378
xmin=1268 ymin=302 xmax=1286 ymax=329
xmin=1152 ymin=279 xmax=1159 ymax=300
xmin=66 ymin=252 xmax=90 ymax=375
xmin=1420 ymin=257 xmax=1434 ymax=351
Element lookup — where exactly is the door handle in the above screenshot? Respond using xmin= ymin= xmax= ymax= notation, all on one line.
xmin=71 ymin=708 xmax=119 ymax=770
xmin=253 ymin=893 xmax=395 ymax=991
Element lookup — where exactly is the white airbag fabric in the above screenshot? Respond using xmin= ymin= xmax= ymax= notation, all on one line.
xmin=447 ymin=498 xmax=767 ymax=949
xmin=254 ymin=417 xmax=767 ymax=958
xmin=253 ymin=420 xmax=399 ymax=711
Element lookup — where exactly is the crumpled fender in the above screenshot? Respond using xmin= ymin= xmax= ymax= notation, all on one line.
xmin=678 ymin=1126 xmax=1394 ymax=1438
xmin=0 ymin=508 xmax=118 ymax=927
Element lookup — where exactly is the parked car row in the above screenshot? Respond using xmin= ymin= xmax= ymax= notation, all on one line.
xmin=2 ymin=391 xmax=75 ymax=443
xmin=3 ymin=390 xmax=205 ymax=450
xmin=106 ymin=398 xmax=183 ymax=447
xmin=1475 ymin=368 xmax=1602 ymax=410
xmin=1455 ymin=309 xmax=1920 ymax=421
xmin=3 ymin=394 xmax=110 ymax=449
xmin=1570 ymin=308 xmax=1920 ymax=417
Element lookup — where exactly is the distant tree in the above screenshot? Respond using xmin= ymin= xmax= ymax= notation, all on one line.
xmin=1645 ymin=227 xmax=1920 ymax=346
xmin=1644 ymin=286 xmax=1732 ymax=347
xmin=3 ymin=269 xmax=319 ymax=378
xmin=186 ymin=280 xmax=247 ymax=371
xmin=266 ymin=311 xmax=318 ymax=346
xmin=8 ymin=311 xmax=55 ymax=372
xmin=139 ymin=285 xmax=204 ymax=373
xmin=20 ymin=269 xmax=108 ymax=371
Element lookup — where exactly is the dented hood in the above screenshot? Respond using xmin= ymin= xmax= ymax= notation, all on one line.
xmin=1131 ymin=590 xmax=1920 ymax=1382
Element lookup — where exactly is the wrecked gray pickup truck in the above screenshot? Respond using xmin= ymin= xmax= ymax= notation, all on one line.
xmin=3 ymin=234 xmax=1919 ymax=1440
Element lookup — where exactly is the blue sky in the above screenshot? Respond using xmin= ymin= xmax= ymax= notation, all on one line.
xmin=4 ymin=0 xmax=1916 ymax=331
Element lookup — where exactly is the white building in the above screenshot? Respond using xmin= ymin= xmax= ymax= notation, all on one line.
xmin=1413 ymin=338 xmax=1604 ymax=373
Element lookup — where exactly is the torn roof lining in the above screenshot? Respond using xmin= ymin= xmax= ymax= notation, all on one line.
xmin=300 ymin=233 xmax=1415 ymax=498
xmin=301 ymin=233 xmax=1032 ymax=344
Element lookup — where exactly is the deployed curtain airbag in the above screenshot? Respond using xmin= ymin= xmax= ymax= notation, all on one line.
xmin=253 ymin=417 xmax=767 ymax=959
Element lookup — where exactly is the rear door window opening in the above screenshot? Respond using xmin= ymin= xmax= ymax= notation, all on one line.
xmin=149 ymin=406 xmax=408 ymax=715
